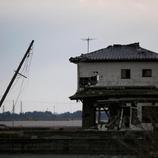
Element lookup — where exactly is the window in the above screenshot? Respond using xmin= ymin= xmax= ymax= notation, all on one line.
xmin=142 ymin=106 xmax=158 ymax=123
xmin=142 ymin=69 xmax=152 ymax=77
xmin=121 ymin=69 xmax=131 ymax=79
xmin=79 ymin=76 xmax=98 ymax=88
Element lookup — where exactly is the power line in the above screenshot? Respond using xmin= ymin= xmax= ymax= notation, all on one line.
xmin=12 ymin=46 xmax=34 ymax=109
xmin=0 ymin=40 xmax=34 ymax=108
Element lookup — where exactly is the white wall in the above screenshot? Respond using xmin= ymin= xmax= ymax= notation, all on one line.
xmin=78 ymin=62 xmax=158 ymax=88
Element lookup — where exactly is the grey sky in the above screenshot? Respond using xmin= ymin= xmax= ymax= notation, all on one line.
xmin=0 ymin=0 xmax=158 ymax=113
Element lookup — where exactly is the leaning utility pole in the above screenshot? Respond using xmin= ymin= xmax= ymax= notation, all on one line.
xmin=0 ymin=40 xmax=34 ymax=108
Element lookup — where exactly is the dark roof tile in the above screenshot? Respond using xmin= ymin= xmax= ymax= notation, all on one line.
xmin=70 ymin=86 xmax=158 ymax=100
xmin=70 ymin=43 xmax=158 ymax=63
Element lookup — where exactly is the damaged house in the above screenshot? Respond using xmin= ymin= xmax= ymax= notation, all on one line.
xmin=69 ymin=43 xmax=158 ymax=130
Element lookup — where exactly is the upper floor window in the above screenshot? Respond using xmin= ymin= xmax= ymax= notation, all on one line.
xmin=121 ymin=69 xmax=130 ymax=79
xmin=142 ymin=69 xmax=152 ymax=77
xmin=79 ymin=76 xmax=98 ymax=88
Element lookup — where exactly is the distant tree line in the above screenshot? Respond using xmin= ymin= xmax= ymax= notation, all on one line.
xmin=0 ymin=111 xmax=82 ymax=121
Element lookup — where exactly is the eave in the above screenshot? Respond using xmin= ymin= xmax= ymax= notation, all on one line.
xmin=69 ymin=86 xmax=158 ymax=100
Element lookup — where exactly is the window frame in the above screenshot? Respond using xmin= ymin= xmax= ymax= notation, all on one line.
xmin=121 ymin=69 xmax=131 ymax=79
xmin=142 ymin=69 xmax=152 ymax=77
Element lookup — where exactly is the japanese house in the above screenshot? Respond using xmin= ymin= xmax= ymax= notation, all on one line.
xmin=69 ymin=43 xmax=158 ymax=130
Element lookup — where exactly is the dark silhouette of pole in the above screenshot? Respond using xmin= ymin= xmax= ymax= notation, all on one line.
xmin=0 ymin=40 xmax=34 ymax=108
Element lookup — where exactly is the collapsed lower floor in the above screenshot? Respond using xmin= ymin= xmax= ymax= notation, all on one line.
xmin=70 ymin=86 xmax=158 ymax=130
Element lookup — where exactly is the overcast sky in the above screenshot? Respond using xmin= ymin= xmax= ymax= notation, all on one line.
xmin=0 ymin=0 xmax=158 ymax=113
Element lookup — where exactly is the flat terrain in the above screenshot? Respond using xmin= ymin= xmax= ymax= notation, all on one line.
xmin=0 ymin=120 xmax=82 ymax=127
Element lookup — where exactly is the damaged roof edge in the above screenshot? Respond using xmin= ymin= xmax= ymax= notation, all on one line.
xmin=69 ymin=57 xmax=158 ymax=64
xmin=69 ymin=87 xmax=158 ymax=100
xmin=69 ymin=43 xmax=158 ymax=64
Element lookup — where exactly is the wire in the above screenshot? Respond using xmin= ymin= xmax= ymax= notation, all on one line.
xmin=12 ymin=47 xmax=34 ymax=108
xmin=14 ymin=77 xmax=25 ymax=106
xmin=10 ymin=47 xmax=33 ymax=91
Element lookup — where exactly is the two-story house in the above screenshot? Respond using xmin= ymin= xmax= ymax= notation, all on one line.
xmin=70 ymin=43 xmax=158 ymax=130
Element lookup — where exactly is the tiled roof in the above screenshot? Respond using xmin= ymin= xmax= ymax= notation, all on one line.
xmin=70 ymin=86 xmax=158 ymax=100
xmin=69 ymin=43 xmax=158 ymax=63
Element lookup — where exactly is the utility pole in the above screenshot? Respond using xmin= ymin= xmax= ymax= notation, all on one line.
xmin=12 ymin=100 xmax=15 ymax=127
xmin=20 ymin=101 xmax=23 ymax=114
xmin=82 ymin=37 xmax=95 ymax=53
xmin=53 ymin=105 xmax=55 ymax=114
xmin=2 ymin=105 xmax=5 ymax=113
xmin=0 ymin=40 xmax=34 ymax=108
xmin=12 ymin=100 xmax=15 ymax=114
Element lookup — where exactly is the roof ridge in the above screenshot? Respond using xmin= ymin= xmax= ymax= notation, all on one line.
xmin=69 ymin=43 xmax=158 ymax=63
